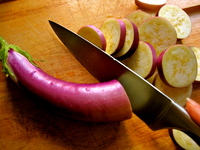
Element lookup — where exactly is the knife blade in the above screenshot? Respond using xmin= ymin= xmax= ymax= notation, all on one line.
xmin=49 ymin=20 xmax=200 ymax=144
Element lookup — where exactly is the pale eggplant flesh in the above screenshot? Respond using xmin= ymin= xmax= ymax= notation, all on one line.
xmin=49 ymin=20 xmax=200 ymax=145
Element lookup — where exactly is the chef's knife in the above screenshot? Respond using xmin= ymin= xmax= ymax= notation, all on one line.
xmin=49 ymin=20 xmax=200 ymax=144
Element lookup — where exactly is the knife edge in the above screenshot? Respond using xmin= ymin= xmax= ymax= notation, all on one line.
xmin=49 ymin=21 xmax=200 ymax=143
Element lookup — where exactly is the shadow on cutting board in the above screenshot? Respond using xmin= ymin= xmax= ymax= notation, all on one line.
xmin=5 ymin=77 xmax=132 ymax=150
xmin=0 ymin=0 xmax=17 ymax=4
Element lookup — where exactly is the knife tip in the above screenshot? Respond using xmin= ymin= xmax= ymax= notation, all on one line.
xmin=48 ymin=20 xmax=53 ymax=24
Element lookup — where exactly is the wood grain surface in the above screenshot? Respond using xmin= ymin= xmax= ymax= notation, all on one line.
xmin=0 ymin=0 xmax=200 ymax=149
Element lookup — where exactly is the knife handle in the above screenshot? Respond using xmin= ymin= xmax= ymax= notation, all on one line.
xmin=149 ymin=101 xmax=200 ymax=145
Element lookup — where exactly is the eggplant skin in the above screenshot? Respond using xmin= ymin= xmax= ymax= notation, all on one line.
xmin=6 ymin=49 xmax=132 ymax=122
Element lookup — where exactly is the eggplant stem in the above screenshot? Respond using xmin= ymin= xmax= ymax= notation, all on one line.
xmin=0 ymin=36 xmax=37 ymax=81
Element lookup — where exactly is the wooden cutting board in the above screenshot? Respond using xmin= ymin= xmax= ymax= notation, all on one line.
xmin=0 ymin=0 xmax=200 ymax=149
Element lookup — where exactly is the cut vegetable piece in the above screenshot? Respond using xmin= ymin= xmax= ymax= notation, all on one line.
xmin=157 ymin=45 xmax=197 ymax=88
xmin=125 ymin=10 xmax=152 ymax=27
xmin=154 ymin=74 xmax=192 ymax=106
xmin=121 ymin=41 xmax=157 ymax=79
xmin=77 ymin=25 xmax=106 ymax=50
xmin=186 ymin=98 xmax=200 ymax=125
xmin=0 ymin=37 xmax=132 ymax=122
xmin=138 ymin=17 xmax=177 ymax=56
xmin=158 ymin=4 xmax=192 ymax=39
xmin=135 ymin=0 xmax=166 ymax=11
xmin=113 ymin=19 xmax=139 ymax=59
xmin=100 ymin=18 xmax=126 ymax=55
xmin=146 ymin=71 xmax=157 ymax=84
xmin=190 ymin=46 xmax=200 ymax=82
xmin=169 ymin=129 xmax=200 ymax=150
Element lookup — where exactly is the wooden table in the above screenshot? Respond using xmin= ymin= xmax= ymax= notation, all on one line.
xmin=0 ymin=0 xmax=199 ymax=149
